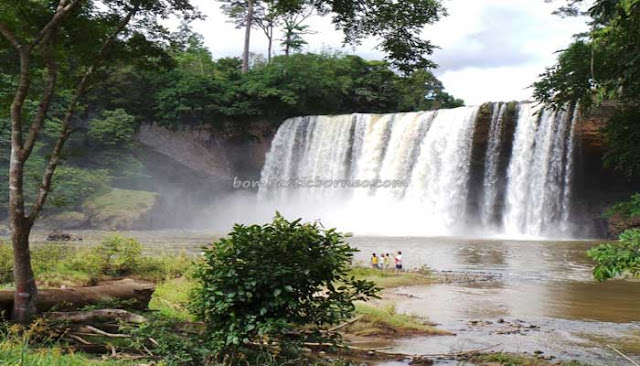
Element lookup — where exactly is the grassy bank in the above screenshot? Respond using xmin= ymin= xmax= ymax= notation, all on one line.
xmin=0 ymin=238 xmax=192 ymax=288
xmin=349 ymin=267 xmax=434 ymax=288
xmin=346 ymin=303 xmax=450 ymax=337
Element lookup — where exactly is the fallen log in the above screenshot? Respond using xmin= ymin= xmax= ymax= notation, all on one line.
xmin=0 ymin=279 xmax=155 ymax=318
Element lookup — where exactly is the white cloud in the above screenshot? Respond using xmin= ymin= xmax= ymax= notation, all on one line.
xmin=187 ymin=0 xmax=589 ymax=105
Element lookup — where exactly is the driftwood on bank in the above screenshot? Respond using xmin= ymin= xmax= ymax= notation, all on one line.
xmin=0 ymin=279 xmax=155 ymax=318
xmin=607 ymin=344 xmax=640 ymax=366
xmin=302 ymin=341 xmax=502 ymax=362
xmin=44 ymin=309 xmax=147 ymax=324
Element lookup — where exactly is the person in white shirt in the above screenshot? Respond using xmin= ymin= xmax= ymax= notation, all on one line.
xmin=394 ymin=251 xmax=403 ymax=271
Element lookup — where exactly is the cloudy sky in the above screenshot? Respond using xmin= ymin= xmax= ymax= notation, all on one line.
xmin=186 ymin=0 xmax=589 ymax=105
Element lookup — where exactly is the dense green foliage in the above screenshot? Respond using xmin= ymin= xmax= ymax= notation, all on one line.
xmin=604 ymin=193 xmax=640 ymax=218
xmin=0 ymin=20 xmax=462 ymax=219
xmin=534 ymin=0 xmax=640 ymax=177
xmin=588 ymin=228 xmax=640 ymax=281
xmin=190 ymin=214 xmax=379 ymax=360
xmin=149 ymin=43 xmax=464 ymax=129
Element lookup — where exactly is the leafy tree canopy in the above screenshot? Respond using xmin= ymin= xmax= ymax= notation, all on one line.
xmin=218 ymin=0 xmax=446 ymax=74
xmin=534 ymin=0 xmax=640 ymax=177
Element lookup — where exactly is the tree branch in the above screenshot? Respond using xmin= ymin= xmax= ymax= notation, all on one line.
xmin=28 ymin=4 xmax=140 ymax=221
xmin=29 ymin=0 xmax=83 ymax=51
xmin=10 ymin=48 xmax=32 ymax=152
xmin=0 ymin=22 xmax=22 ymax=49
xmin=21 ymin=33 xmax=59 ymax=161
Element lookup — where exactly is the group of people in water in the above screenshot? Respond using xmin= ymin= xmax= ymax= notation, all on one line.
xmin=371 ymin=251 xmax=403 ymax=271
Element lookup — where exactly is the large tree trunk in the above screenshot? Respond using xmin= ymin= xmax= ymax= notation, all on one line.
xmin=242 ymin=0 xmax=254 ymax=73
xmin=10 ymin=221 xmax=36 ymax=324
xmin=9 ymin=206 xmax=37 ymax=324
xmin=9 ymin=49 xmax=38 ymax=324
xmin=1 ymin=0 xmax=135 ymax=324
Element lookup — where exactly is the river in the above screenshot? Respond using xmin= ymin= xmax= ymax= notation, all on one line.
xmin=350 ymin=236 xmax=640 ymax=365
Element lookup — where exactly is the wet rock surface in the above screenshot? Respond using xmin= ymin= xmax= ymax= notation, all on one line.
xmin=468 ymin=318 xmax=540 ymax=335
xmin=46 ymin=230 xmax=83 ymax=242
xmin=432 ymin=270 xmax=499 ymax=284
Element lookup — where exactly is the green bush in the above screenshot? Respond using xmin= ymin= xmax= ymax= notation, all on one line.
xmin=190 ymin=214 xmax=379 ymax=360
xmin=31 ymin=244 xmax=69 ymax=274
xmin=94 ymin=235 xmax=143 ymax=276
xmin=605 ymin=193 xmax=640 ymax=219
xmin=0 ymin=244 xmax=13 ymax=284
xmin=588 ymin=228 xmax=640 ymax=281
xmin=136 ymin=251 xmax=193 ymax=281
xmin=87 ymin=109 xmax=136 ymax=147
xmin=0 ymin=237 xmax=193 ymax=287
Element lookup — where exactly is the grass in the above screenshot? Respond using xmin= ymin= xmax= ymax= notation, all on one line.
xmin=0 ymin=236 xmax=196 ymax=365
xmin=0 ymin=341 xmax=136 ymax=366
xmin=83 ymin=188 xmax=158 ymax=230
xmin=345 ymin=303 xmax=450 ymax=338
xmin=349 ymin=267 xmax=434 ymax=289
xmin=0 ymin=239 xmax=194 ymax=289
xmin=0 ymin=240 xmax=590 ymax=366
xmin=149 ymin=277 xmax=195 ymax=321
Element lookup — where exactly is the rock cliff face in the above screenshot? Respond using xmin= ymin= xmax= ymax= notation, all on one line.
xmin=572 ymin=105 xmax=640 ymax=237
xmin=134 ymin=122 xmax=275 ymax=229
xmin=137 ymin=123 xmax=274 ymax=182
xmin=137 ymin=124 xmax=233 ymax=178
xmin=137 ymin=108 xmax=639 ymax=237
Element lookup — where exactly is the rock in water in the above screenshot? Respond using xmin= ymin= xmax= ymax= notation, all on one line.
xmin=46 ymin=230 xmax=83 ymax=242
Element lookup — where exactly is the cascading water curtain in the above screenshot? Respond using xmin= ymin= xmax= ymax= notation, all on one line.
xmin=259 ymin=102 xmax=578 ymax=238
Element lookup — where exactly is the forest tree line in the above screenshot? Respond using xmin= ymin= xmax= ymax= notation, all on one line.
xmin=0 ymin=5 xmax=463 ymax=222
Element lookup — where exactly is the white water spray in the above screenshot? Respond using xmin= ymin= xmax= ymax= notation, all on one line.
xmin=259 ymin=102 xmax=578 ymax=238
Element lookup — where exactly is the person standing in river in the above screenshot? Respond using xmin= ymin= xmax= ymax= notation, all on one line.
xmin=371 ymin=253 xmax=379 ymax=269
xmin=395 ymin=251 xmax=403 ymax=271
xmin=383 ymin=253 xmax=391 ymax=270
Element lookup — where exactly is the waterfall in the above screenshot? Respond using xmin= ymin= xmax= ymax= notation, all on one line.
xmin=480 ymin=103 xmax=507 ymax=228
xmin=502 ymin=104 xmax=577 ymax=237
xmin=561 ymin=106 xmax=578 ymax=232
xmin=259 ymin=102 xmax=578 ymax=238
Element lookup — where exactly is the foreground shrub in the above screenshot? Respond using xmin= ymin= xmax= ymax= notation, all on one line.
xmin=588 ymin=228 xmax=640 ymax=281
xmin=0 ymin=244 xmax=13 ymax=284
xmin=94 ymin=235 xmax=143 ymax=276
xmin=190 ymin=214 xmax=379 ymax=359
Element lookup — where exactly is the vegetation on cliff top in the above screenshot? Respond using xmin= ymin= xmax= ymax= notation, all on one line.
xmin=535 ymin=0 xmax=640 ymax=178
